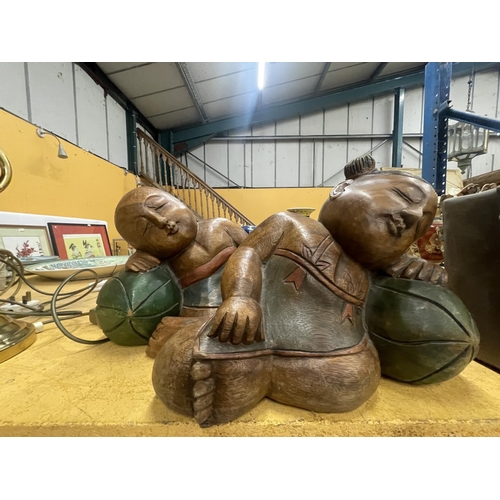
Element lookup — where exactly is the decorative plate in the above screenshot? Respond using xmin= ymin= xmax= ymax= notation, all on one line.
xmin=287 ymin=207 xmax=316 ymax=217
xmin=19 ymin=256 xmax=61 ymax=265
xmin=25 ymin=256 xmax=129 ymax=280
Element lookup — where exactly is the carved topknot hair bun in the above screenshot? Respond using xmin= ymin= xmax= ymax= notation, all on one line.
xmin=344 ymin=155 xmax=376 ymax=180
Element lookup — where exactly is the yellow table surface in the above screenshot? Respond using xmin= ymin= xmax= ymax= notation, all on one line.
xmin=1 ymin=276 xmax=500 ymax=437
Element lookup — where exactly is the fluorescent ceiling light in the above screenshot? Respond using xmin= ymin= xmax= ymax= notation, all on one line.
xmin=258 ymin=62 xmax=266 ymax=90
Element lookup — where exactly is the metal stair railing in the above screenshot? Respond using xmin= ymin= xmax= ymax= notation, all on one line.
xmin=136 ymin=129 xmax=253 ymax=226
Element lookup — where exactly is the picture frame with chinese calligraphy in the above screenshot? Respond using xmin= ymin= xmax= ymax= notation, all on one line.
xmin=48 ymin=223 xmax=112 ymax=259
xmin=0 ymin=225 xmax=54 ymax=258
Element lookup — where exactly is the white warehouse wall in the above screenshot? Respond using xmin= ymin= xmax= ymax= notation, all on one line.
xmin=1 ymin=63 xmax=497 ymax=186
xmin=0 ymin=62 xmax=128 ymax=169
xmin=180 ymin=67 xmax=500 ymax=188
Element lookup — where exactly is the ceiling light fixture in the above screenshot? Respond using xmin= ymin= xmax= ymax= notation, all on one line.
xmin=36 ymin=127 xmax=69 ymax=159
xmin=258 ymin=62 xmax=266 ymax=90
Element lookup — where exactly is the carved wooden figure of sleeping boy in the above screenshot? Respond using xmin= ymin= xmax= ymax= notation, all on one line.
xmin=114 ymin=187 xmax=248 ymax=355
xmin=151 ymin=161 xmax=447 ymax=427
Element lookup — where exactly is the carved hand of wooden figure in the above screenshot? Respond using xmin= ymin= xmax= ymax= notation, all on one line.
xmin=125 ymin=250 xmax=161 ymax=272
xmin=382 ymin=252 xmax=447 ymax=285
xmin=208 ymin=296 xmax=264 ymax=344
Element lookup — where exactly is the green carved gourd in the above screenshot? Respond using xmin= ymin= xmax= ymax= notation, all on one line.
xmin=365 ymin=275 xmax=480 ymax=385
xmin=94 ymin=265 xmax=182 ymax=346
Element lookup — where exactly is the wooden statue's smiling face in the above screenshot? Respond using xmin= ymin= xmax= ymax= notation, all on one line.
xmin=115 ymin=187 xmax=197 ymax=259
xmin=318 ymin=173 xmax=437 ymax=269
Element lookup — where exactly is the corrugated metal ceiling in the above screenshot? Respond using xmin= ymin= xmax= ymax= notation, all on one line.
xmin=96 ymin=62 xmax=426 ymax=131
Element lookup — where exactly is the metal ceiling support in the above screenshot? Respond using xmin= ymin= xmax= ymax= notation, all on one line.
xmin=174 ymin=134 xmax=218 ymax=155
xmin=369 ymin=63 xmax=388 ymax=81
xmin=172 ymin=62 xmax=499 ymax=149
xmin=176 ymin=63 xmax=209 ymax=124
xmin=422 ymin=63 xmax=451 ymax=195
xmin=403 ymin=140 xmax=423 ymax=156
xmin=392 ymin=88 xmax=404 ymax=167
xmin=313 ymin=63 xmax=331 ymax=93
xmin=174 ymin=133 xmax=425 ymax=156
xmin=209 ymin=133 xmax=423 ymax=141
xmin=106 ymin=63 xmax=153 ymax=76
xmin=158 ymin=130 xmax=174 ymax=154
xmin=443 ymin=108 xmax=500 ymax=133
xmin=186 ymin=151 xmax=242 ymax=187
xmin=78 ymin=62 xmax=158 ymax=140
xmin=173 ymin=72 xmax=422 ymax=144
xmin=126 ymin=110 xmax=138 ymax=174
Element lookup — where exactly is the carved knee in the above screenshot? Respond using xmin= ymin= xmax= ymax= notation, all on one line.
xmin=269 ymin=341 xmax=380 ymax=413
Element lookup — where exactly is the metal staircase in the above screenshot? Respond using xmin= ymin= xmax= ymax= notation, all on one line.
xmin=136 ymin=129 xmax=253 ymax=226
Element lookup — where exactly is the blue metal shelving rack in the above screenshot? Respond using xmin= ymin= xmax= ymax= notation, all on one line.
xmin=422 ymin=62 xmax=500 ymax=195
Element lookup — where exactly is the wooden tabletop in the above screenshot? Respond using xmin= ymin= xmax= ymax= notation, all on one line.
xmin=1 ymin=275 xmax=500 ymax=437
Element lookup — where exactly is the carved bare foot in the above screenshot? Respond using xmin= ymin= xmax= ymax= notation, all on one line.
xmin=152 ymin=318 xmax=272 ymax=427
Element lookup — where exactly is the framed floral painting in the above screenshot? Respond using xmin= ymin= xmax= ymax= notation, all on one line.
xmin=48 ymin=223 xmax=112 ymax=259
xmin=0 ymin=225 xmax=54 ymax=258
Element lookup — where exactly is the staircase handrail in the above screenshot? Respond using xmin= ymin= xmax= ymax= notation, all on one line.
xmin=136 ymin=129 xmax=254 ymax=226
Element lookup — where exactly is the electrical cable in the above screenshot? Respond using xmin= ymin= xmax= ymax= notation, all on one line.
xmin=0 ymin=310 xmax=83 ymax=318
xmin=42 ymin=312 xmax=89 ymax=325
xmin=0 ymin=248 xmax=109 ymax=345
xmin=49 ymin=268 xmax=109 ymax=345
xmin=2 ymin=256 xmax=97 ymax=297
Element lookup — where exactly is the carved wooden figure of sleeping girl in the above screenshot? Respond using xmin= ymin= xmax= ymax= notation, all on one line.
xmin=114 ymin=187 xmax=248 ymax=356
xmin=148 ymin=159 xmax=451 ymax=427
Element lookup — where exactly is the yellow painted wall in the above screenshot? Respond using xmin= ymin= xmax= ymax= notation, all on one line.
xmin=216 ymin=170 xmax=464 ymax=226
xmin=0 ymin=109 xmax=136 ymax=242
xmin=215 ymin=187 xmax=332 ymax=225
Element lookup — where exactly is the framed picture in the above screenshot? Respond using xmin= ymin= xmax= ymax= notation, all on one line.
xmin=0 ymin=225 xmax=54 ymax=258
xmin=48 ymin=223 xmax=112 ymax=259
xmin=113 ymin=238 xmax=135 ymax=256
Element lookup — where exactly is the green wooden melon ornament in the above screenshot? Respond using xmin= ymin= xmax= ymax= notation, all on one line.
xmin=94 ymin=265 xmax=182 ymax=346
xmin=365 ymin=275 xmax=480 ymax=385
